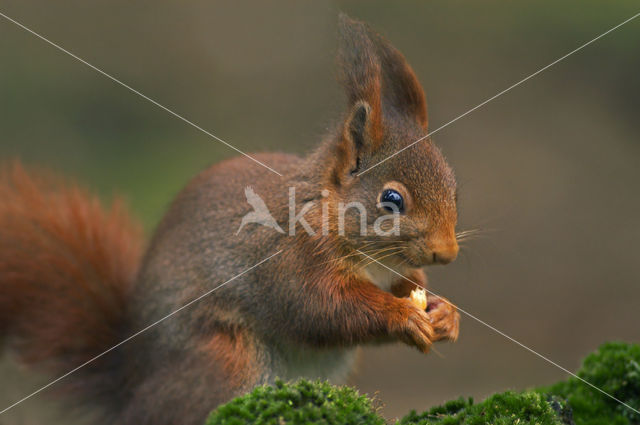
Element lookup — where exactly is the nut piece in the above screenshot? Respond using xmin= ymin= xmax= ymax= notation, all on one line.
xmin=409 ymin=288 xmax=427 ymax=311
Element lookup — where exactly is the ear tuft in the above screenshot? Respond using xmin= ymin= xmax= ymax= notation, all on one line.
xmin=337 ymin=14 xmax=384 ymax=143
xmin=375 ymin=33 xmax=428 ymax=129
xmin=337 ymin=13 xmax=428 ymax=131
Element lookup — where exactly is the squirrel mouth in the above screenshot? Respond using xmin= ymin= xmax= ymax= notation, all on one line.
xmin=398 ymin=252 xmax=428 ymax=268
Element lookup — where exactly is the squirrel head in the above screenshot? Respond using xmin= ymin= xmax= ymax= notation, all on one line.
xmin=319 ymin=14 xmax=458 ymax=268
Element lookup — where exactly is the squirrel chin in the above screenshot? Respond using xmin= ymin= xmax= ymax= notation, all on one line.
xmin=358 ymin=260 xmax=420 ymax=294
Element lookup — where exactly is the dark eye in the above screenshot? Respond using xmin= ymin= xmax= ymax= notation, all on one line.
xmin=380 ymin=189 xmax=404 ymax=213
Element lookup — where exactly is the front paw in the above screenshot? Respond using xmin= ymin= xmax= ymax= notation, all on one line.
xmin=426 ymin=296 xmax=460 ymax=342
xmin=390 ymin=301 xmax=434 ymax=353
xmin=390 ymin=269 xmax=427 ymax=298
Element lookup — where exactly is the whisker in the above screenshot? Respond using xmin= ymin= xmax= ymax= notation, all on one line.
xmin=363 ymin=244 xmax=404 ymax=257
xmin=311 ymin=239 xmax=378 ymax=258
xmin=359 ymin=249 xmax=404 ymax=270
xmin=456 ymin=228 xmax=491 ymax=242
xmin=352 ymin=250 xmax=382 ymax=269
xmin=307 ymin=239 xmax=409 ymax=273
xmin=305 ymin=247 xmax=382 ymax=270
xmin=430 ymin=346 xmax=445 ymax=359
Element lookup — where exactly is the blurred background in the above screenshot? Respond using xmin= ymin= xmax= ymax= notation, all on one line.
xmin=1 ymin=0 xmax=638 ymax=423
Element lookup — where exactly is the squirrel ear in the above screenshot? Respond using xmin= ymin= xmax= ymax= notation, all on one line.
xmin=331 ymin=101 xmax=371 ymax=185
xmin=337 ymin=13 xmax=428 ymax=131
xmin=337 ymin=14 xmax=384 ymax=147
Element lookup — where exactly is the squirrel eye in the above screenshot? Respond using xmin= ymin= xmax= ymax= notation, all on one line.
xmin=380 ymin=189 xmax=404 ymax=213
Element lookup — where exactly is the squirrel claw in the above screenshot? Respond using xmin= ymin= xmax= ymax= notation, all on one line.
xmin=394 ymin=301 xmax=435 ymax=353
xmin=427 ymin=296 xmax=460 ymax=342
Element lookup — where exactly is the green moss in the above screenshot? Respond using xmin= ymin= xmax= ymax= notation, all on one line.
xmin=398 ymin=392 xmax=563 ymax=425
xmin=205 ymin=379 xmax=385 ymax=425
xmin=399 ymin=397 xmax=472 ymax=424
xmin=205 ymin=342 xmax=640 ymax=425
xmin=539 ymin=341 xmax=640 ymax=425
xmin=399 ymin=341 xmax=640 ymax=425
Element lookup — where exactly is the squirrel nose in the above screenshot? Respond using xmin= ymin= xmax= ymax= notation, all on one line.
xmin=430 ymin=240 xmax=459 ymax=265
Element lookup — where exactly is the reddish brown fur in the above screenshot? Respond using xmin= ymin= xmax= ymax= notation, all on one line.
xmin=274 ymin=243 xmax=457 ymax=353
xmin=427 ymin=296 xmax=460 ymax=342
xmin=202 ymin=330 xmax=257 ymax=389
xmin=0 ymin=162 xmax=142 ymax=393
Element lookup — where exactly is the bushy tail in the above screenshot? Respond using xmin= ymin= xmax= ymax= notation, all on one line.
xmin=0 ymin=162 xmax=143 ymax=409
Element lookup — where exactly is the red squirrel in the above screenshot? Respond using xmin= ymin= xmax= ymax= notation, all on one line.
xmin=0 ymin=14 xmax=460 ymax=425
